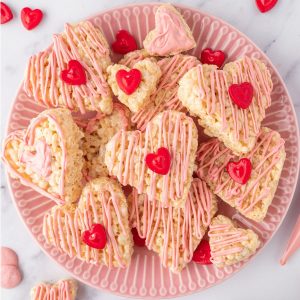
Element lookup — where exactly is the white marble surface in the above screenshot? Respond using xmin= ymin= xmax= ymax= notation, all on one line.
xmin=1 ymin=0 xmax=300 ymax=299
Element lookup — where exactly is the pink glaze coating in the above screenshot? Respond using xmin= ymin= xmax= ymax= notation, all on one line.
xmin=0 ymin=265 xmax=22 ymax=289
xmin=24 ymin=22 xmax=111 ymax=114
xmin=197 ymin=129 xmax=284 ymax=215
xmin=196 ymin=56 xmax=272 ymax=142
xmin=106 ymin=111 xmax=197 ymax=207
xmin=145 ymin=6 xmax=195 ymax=56
xmin=130 ymin=178 xmax=214 ymax=272
xmin=1 ymin=247 xmax=18 ymax=266
xmin=132 ymin=55 xmax=199 ymax=131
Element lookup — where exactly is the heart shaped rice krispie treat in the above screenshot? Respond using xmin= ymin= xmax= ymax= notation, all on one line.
xmin=43 ymin=177 xmax=133 ymax=268
xmin=107 ymin=58 xmax=161 ymax=113
xmin=105 ymin=110 xmax=198 ymax=208
xmin=129 ymin=178 xmax=218 ymax=273
xmin=197 ymin=127 xmax=285 ymax=222
xmin=132 ymin=54 xmax=199 ymax=130
xmin=31 ymin=280 xmax=77 ymax=300
xmin=24 ymin=21 xmax=113 ymax=114
xmin=2 ymin=108 xmax=84 ymax=205
xmin=82 ymin=103 xmax=131 ymax=180
xmin=208 ymin=215 xmax=260 ymax=267
xmin=143 ymin=4 xmax=196 ymax=56
xmin=178 ymin=56 xmax=273 ymax=155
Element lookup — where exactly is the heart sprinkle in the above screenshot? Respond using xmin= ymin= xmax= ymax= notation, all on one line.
xmin=228 ymin=82 xmax=254 ymax=109
xmin=61 ymin=60 xmax=87 ymax=85
xmin=21 ymin=7 xmax=43 ymax=30
xmin=116 ymin=68 xmax=141 ymax=95
xmin=256 ymin=0 xmax=278 ymax=13
xmin=145 ymin=147 xmax=171 ymax=175
xmin=82 ymin=223 xmax=107 ymax=250
xmin=0 ymin=2 xmax=13 ymax=24
xmin=131 ymin=228 xmax=146 ymax=247
xmin=200 ymin=48 xmax=226 ymax=68
xmin=226 ymin=158 xmax=252 ymax=185
xmin=192 ymin=240 xmax=212 ymax=264
xmin=112 ymin=30 xmax=138 ymax=54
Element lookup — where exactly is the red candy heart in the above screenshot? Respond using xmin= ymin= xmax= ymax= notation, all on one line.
xmin=226 ymin=158 xmax=252 ymax=185
xmin=145 ymin=147 xmax=171 ymax=175
xmin=21 ymin=7 xmax=43 ymax=30
xmin=82 ymin=223 xmax=107 ymax=249
xmin=0 ymin=2 xmax=13 ymax=24
xmin=256 ymin=0 xmax=278 ymax=13
xmin=200 ymin=48 xmax=226 ymax=68
xmin=112 ymin=30 xmax=138 ymax=54
xmin=61 ymin=60 xmax=87 ymax=85
xmin=228 ymin=82 xmax=253 ymax=109
xmin=192 ymin=240 xmax=212 ymax=265
xmin=116 ymin=69 xmax=141 ymax=95
xmin=131 ymin=228 xmax=146 ymax=247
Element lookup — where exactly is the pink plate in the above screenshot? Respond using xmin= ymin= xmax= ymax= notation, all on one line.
xmin=5 ymin=3 xmax=300 ymax=298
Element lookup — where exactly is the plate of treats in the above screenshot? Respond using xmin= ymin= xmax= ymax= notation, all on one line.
xmin=2 ymin=2 xmax=300 ymax=298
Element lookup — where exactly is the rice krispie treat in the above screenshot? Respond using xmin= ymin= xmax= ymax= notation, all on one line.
xmin=105 ymin=110 xmax=198 ymax=208
xmin=129 ymin=178 xmax=218 ymax=273
xmin=24 ymin=21 xmax=113 ymax=114
xmin=43 ymin=177 xmax=133 ymax=268
xmin=2 ymin=108 xmax=84 ymax=205
xmin=197 ymin=127 xmax=286 ymax=222
xmin=31 ymin=280 xmax=77 ymax=300
xmin=107 ymin=58 xmax=161 ymax=113
xmin=208 ymin=215 xmax=260 ymax=267
xmin=119 ymin=49 xmax=151 ymax=68
xmin=132 ymin=54 xmax=199 ymax=131
xmin=82 ymin=103 xmax=131 ymax=180
xmin=143 ymin=4 xmax=196 ymax=56
xmin=178 ymin=56 xmax=273 ymax=155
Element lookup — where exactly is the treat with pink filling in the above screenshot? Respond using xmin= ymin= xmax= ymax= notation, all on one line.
xmin=43 ymin=177 xmax=133 ymax=268
xmin=143 ymin=4 xmax=196 ymax=56
xmin=30 ymin=279 xmax=77 ymax=300
xmin=178 ymin=56 xmax=273 ymax=155
xmin=132 ymin=54 xmax=199 ymax=131
xmin=197 ymin=127 xmax=286 ymax=222
xmin=2 ymin=108 xmax=84 ymax=205
xmin=129 ymin=178 xmax=218 ymax=273
xmin=82 ymin=103 xmax=131 ymax=180
xmin=24 ymin=21 xmax=113 ymax=114
xmin=208 ymin=215 xmax=260 ymax=267
xmin=105 ymin=110 xmax=198 ymax=208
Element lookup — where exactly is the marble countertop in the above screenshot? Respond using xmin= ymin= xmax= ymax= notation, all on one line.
xmin=1 ymin=0 xmax=300 ymax=299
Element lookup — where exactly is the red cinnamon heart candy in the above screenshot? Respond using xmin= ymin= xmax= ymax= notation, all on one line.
xmin=256 ymin=0 xmax=278 ymax=13
xmin=226 ymin=158 xmax=252 ymax=185
xmin=131 ymin=228 xmax=146 ymax=247
xmin=145 ymin=147 xmax=171 ymax=175
xmin=0 ymin=2 xmax=13 ymax=24
xmin=61 ymin=60 xmax=87 ymax=85
xmin=82 ymin=223 xmax=107 ymax=249
xmin=200 ymin=48 xmax=226 ymax=68
xmin=21 ymin=7 xmax=43 ymax=30
xmin=116 ymin=68 xmax=141 ymax=95
xmin=112 ymin=30 xmax=138 ymax=54
xmin=192 ymin=240 xmax=212 ymax=265
xmin=228 ymin=82 xmax=253 ymax=109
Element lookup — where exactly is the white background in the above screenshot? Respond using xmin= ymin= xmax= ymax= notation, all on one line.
xmin=1 ymin=0 xmax=300 ymax=299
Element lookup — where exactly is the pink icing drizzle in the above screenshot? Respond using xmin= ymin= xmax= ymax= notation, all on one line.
xmin=43 ymin=186 xmax=129 ymax=268
xmin=145 ymin=6 xmax=195 ymax=56
xmin=32 ymin=281 xmax=74 ymax=300
xmin=24 ymin=22 xmax=111 ymax=113
xmin=132 ymin=55 xmax=199 ymax=131
xmin=196 ymin=56 xmax=273 ymax=143
xmin=197 ymin=129 xmax=285 ymax=215
xmin=208 ymin=223 xmax=248 ymax=264
xmin=106 ymin=111 xmax=196 ymax=207
xmin=130 ymin=178 xmax=213 ymax=272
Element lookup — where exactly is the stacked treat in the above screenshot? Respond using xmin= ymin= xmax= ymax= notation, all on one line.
xmin=2 ymin=5 xmax=286 ymax=291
